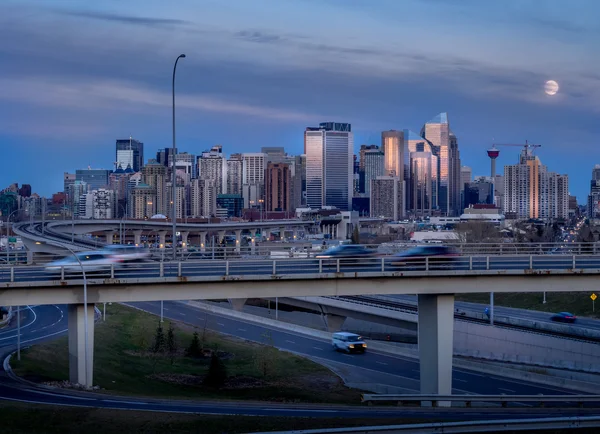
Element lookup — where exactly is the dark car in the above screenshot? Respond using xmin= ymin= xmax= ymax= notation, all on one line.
xmin=315 ymin=244 xmax=376 ymax=265
xmin=389 ymin=245 xmax=459 ymax=268
xmin=551 ymin=312 xmax=577 ymax=323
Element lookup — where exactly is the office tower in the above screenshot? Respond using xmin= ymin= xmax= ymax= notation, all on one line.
xmin=156 ymin=148 xmax=174 ymax=167
xmin=130 ymin=183 xmax=156 ymax=219
xmin=242 ymin=153 xmax=266 ymax=185
xmin=460 ymin=166 xmax=472 ymax=209
xmin=421 ymin=113 xmax=461 ymax=216
xmin=353 ymin=155 xmax=360 ymax=195
xmin=305 ymin=122 xmax=353 ymax=210
xmin=169 ymin=152 xmax=196 ymax=185
xmin=226 ymin=154 xmax=243 ymax=195
xmin=216 ymin=194 xmax=243 ymax=217
xmin=166 ymin=182 xmax=187 ymax=219
xmin=405 ymin=130 xmax=438 ymax=216
xmin=494 ymin=174 xmax=505 ymax=211
xmin=75 ymin=169 xmax=110 ymax=192
xmin=63 ymin=173 xmax=76 ymax=195
xmin=588 ymin=165 xmax=600 ymax=219
xmin=191 ymin=179 xmax=216 ymax=218
xmin=293 ymin=154 xmax=306 ymax=209
xmin=464 ymin=178 xmax=494 ymax=208
xmin=198 ymin=148 xmax=227 ymax=195
xmin=358 ymin=145 xmax=378 ymax=193
xmin=265 ymin=162 xmax=292 ymax=212
xmin=141 ymin=160 xmax=167 ymax=216
xmin=382 ymin=130 xmax=404 ymax=178
xmin=370 ymin=176 xmax=404 ymax=220
xmin=261 ymin=147 xmax=286 ymax=163
xmin=363 ymin=147 xmax=384 ymax=196
xmin=109 ymin=172 xmax=130 ymax=218
xmin=80 ymin=189 xmax=115 ymax=219
xmin=116 ymin=138 xmax=144 ymax=172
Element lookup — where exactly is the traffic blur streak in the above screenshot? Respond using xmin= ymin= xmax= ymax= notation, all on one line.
xmin=1 ymin=254 xmax=600 ymax=283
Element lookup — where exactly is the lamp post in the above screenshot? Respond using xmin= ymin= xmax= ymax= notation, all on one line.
xmin=172 ymin=53 xmax=186 ymax=261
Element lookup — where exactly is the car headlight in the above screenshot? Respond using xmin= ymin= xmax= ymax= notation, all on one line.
xmin=348 ymin=344 xmax=354 ymax=348
xmin=363 ymin=343 xmax=367 ymax=348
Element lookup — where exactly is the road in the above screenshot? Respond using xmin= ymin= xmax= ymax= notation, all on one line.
xmin=0 ymin=302 xmax=595 ymax=418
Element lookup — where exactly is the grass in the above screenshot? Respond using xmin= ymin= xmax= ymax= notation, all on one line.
xmin=11 ymin=304 xmax=361 ymax=404
xmin=456 ymin=291 xmax=599 ymax=318
xmin=0 ymin=403 xmax=450 ymax=434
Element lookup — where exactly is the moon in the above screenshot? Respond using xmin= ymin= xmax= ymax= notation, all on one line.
xmin=544 ymin=80 xmax=559 ymax=96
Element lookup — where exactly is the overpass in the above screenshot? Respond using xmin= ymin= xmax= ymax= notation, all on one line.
xmin=1 ymin=254 xmax=600 ymax=402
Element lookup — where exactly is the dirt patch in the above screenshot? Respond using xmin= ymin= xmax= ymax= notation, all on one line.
xmin=223 ymin=375 xmax=268 ymax=389
xmin=148 ymin=373 xmax=204 ymax=386
xmin=124 ymin=349 xmax=234 ymax=361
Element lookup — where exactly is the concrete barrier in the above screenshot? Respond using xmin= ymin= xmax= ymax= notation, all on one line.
xmin=184 ymin=300 xmax=600 ymax=393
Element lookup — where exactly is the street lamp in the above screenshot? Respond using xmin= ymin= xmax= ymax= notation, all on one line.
xmin=172 ymin=53 xmax=186 ymax=261
xmin=6 ymin=209 xmax=20 ymax=265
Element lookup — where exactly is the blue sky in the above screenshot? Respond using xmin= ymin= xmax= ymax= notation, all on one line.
xmin=1 ymin=0 xmax=599 ymax=201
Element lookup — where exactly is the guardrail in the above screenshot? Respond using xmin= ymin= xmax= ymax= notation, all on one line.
xmin=255 ymin=416 xmax=600 ymax=434
xmin=2 ymin=254 xmax=600 ymax=284
xmin=361 ymin=393 xmax=600 ymax=407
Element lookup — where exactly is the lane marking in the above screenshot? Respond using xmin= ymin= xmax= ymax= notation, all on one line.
xmin=285 ymin=340 xmax=296 ymax=344
xmin=312 ymin=347 xmax=324 ymax=351
xmin=375 ymin=361 xmax=388 ymax=366
xmin=237 ymin=328 xmax=247 ymax=332
xmin=179 ymin=313 xmax=186 ymax=316
xmin=454 ymin=378 xmax=468 ymax=383
xmin=217 ymin=323 xmax=225 ymax=326
xmin=31 ymin=390 xmax=95 ymax=401
xmin=499 ymin=387 xmax=516 ymax=393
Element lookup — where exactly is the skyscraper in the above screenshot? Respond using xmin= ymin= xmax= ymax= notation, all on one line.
xmin=381 ymin=130 xmax=404 ymax=178
xmin=75 ymin=169 xmax=110 ymax=192
xmin=191 ymin=179 xmax=216 ymax=218
xmin=265 ymin=162 xmax=292 ymax=212
xmin=370 ymin=176 xmax=404 ymax=220
xmin=405 ymin=130 xmax=438 ymax=216
xmin=116 ymin=138 xmax=144 ymax=172
xmin=198 ymin=147 xmax=227 ymax=195
xmin=226 ymin=154 xmax=243 ymax=195
xmin=363 ymin=147 xmax=384 ymax=196
xmin=141 ymin=160 xmax=167 ymax=216
xmin=588 ymin=165 xmax=600 ymax=219
xmin=305 ymin=122 xmax=353 ymax=210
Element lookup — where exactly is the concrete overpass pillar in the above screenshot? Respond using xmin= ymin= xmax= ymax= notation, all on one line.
xmin=279 ymin=227 xmax=285 ymax=241
xmin=229 ymin=298 xmax=247 ymax=311
xmin=235 ymin=229 xmax=242 ymax=253
xmin=26 ymin=249 xmax=33 ymax=265
xmin=105 ymin=231 xmax=115 ymax=245
xmin=250 ymin=236 xmax=256 ymax=255
xmin=133 ymin=230 xmax=143 ymax=246
xmin=158 ymin=231 xmax=167 ymax=248
xmin=199 ymin=232 xmax=207 ymax=252
xmin=68 ymin=303 xmax=95 ymax=387
xmin=293 ymin=227 xmax=298 ymax=241
xmin=323 ymin=314 xmax=346 ymax=332
xmin=264 ymin=229 xmax=271 ymax=241
xmin=418 ymin=294 xmax=455 ymax=404
xmin=180 ymin=231 xmax=189 ymax=249
xmin=218 ymin=230 xmax=225 ymax=244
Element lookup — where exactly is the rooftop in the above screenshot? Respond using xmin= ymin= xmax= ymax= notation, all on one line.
xmin=425 ymin=112 xmax=448 ymax=125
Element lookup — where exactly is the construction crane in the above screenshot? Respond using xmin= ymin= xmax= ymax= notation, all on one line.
xmin=491 ymin=140 xmax=541 ymax=154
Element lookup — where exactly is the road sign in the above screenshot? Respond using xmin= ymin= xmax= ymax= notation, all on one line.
xmin=592 ymin=293 xmax=598 ymax=301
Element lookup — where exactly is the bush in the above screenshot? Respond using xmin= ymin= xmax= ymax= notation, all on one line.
xmin=186 ymin=332 xmax=202 ymax=358
xmin=152 ymin=323 xmax=166 ymax=354
xmin=203 ymin=353 xmax=227 ymax=388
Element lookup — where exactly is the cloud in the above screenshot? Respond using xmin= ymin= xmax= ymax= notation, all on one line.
xmin=53 ymin=9 xmax=191 ymax=28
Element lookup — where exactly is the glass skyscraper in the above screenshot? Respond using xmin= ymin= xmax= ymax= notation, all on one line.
xmin=116 ymin=138 xmax=144 ymax=173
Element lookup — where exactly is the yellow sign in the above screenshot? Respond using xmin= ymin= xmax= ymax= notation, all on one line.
xmin=592 ymin=293 xmax=598 ymax=301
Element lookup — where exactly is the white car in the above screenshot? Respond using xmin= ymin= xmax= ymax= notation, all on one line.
xmin=102 ymin=245 xmax=150 ymax=262
xmin=332 ymin=332 xmax=367 ymax=354
xmin=45 ymin=251 xmax=121 ymax=274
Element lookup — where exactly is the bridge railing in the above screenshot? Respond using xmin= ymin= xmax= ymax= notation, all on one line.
xmin=361 ymin=393 xmax=600 ymax=407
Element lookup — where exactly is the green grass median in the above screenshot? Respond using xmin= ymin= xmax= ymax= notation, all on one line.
xmin=11 ymin=304 xmax=361 ymax=404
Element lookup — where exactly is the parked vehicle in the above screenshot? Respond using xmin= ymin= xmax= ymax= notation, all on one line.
xmin=550 ymin=312 xmax=577 ymax=323
xmin=332 ymin=332 xmax=367 ymax=353
xmin=45 ymin=251 xmax=121 ymax=274
xmin=389 ymin=245 xmax=459 ymax=268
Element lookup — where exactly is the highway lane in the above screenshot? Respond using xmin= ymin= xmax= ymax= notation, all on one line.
xmin=127 ymin=300 xmax=583 ymax=397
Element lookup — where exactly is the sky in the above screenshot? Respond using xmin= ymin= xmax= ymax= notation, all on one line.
xmin=1 ymin=0 xmax=599 ymax=202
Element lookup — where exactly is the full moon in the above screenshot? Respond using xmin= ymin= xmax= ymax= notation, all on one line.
xmin=544 ymin=80 xmax=559 ymax=96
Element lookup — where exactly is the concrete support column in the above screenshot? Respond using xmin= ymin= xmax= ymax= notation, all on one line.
xmin=180 ymin=231 xmax=189 ymax=249
xmin=199 ymin=232 xmax=207 ymax=252
xmin=235 ymin=229 xmax=242 ymax=253
xmin=158 ymin=231 xmax=167 ymax=248
xmin=279 ymin=227 xmax=285 ymax=241
xmin=323 ymin=313 xmax=346 ymax=332
xmin=418 ymin=294 xmax=455 ymax=404
xmin=264 ymin=229 xmax=271 ymax=241
xmin=293 ymin=228 xmax=298 ymax=241
xmin=133 ymin=230 xmax=143 ymax=246
xmin=250 ymin=236 xmax=256 ymax=255
xmin=68 ymin=303 xmax=95 ymax=387
xmin=26 ymin=249 xmax=33 ymax=265
xmin=229 ymin=298 xmax=247 ymax=311
xmin=105 ymin=231 xmax=115 ymax=245
xmin=218 ymin=230 xmax=226 ymax=244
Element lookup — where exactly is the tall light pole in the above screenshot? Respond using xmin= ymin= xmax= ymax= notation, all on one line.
xmin=172 ymin=53 xmax=186 ymax=260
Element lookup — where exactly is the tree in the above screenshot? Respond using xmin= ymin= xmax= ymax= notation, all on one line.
xmin=254 ymin=331 xmax=278 ymax=378
xmin=186 ymin=331 xmax=202 ymax=358
xmin=166 ymin=323 xmax=177 ymax=364
xmin=152 ymin=323 xmax=166 ymax=354
xmin=351 ymin=226 xmax=360 ymax=244
xmin=203 ymin=353 xmax=227 ymax=388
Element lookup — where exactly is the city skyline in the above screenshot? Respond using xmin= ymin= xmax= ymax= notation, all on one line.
xmin=1 ymin=0 xmax=599 ymax=200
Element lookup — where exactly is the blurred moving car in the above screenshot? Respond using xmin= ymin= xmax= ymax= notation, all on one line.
xmin=389 ymin=245 xmax=459 ymax=268
xmin=102 ymin=244 xmax=150 ymax=263
xmin=315 ymin=244 xmax=376 ymax=259
xmin=550 ymin=312 xmax=577 ymax=323
xmin=45 ymin=251 xmax=121 ymax=274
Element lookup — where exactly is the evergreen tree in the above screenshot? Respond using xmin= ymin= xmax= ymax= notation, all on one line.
xmin=152 ymin=323 xmax=166 ymax=354
xmin=186 ymin=331 xmax=202 ymax=358
xmin=166 ymin=323 xmax=177 ymax=364
xmin=351 ymin=226 xmax=360 ymax=244
xmin=203 ymin=353 xmax=227 ymax=388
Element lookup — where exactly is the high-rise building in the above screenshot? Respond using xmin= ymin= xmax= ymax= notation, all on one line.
xmin=421 ymin=113 xmax=461 ymax=216
xmin=305 ymin=122 xmax=353 ymax=210
xmin=460 ymin=166 xmax=472 ymax=209
xmin=63 ymin=173 xmax=76 ymax=196
xmin=216 ymin=194 xmax=243 ymax=218
xmin=464 ymin=178 xmax=494 ymax=208
xmin=80 ymin=189 xmax=115 ymax=219
xmin=370 ymin=176 xmax=404 ymax=220
xmin=588 ymin=165 xmax=600 ymax=219
xmin=198 ymin=147 xmax=227 ymax=195
xmin=405 ymin=130 xmax=438 ymax=216
xmin=242 ymin=153 xmax=266 ymax=185
xmin=226 ymin=154 xmax=243 ymax=195
xmin=261 ymin=147 xmax=286 ymax=163
xmin=169 ymin=152 xmax=196 ymax=185
xmin=76 ymin=169 xmax=110 ymax=192
xmin=156 ymin=148 xmax=174 ymax=167
xmin=363 ymin=147 xmax=384 ymax=196
xmin=141 ymin=160 xmax=167 ymax=216
xmin=265 ymin=162 xmax=292 ymax=212
xmin=292 ymin=154 xmax=306 ymax=209
xmin=166 ymin=183 xmax=187 ymax=219
xmin=130 ymin=183 xmax=156 ymax=219
xmin=381 ymin=130 xmax=404 ymax=179
xmin=191 ymin=179 xmax=216 ymax=218
xmin=116 ymin=138 xmax=144 ymax=172
xmin=358 ymin=145 xmax=378 ymax=193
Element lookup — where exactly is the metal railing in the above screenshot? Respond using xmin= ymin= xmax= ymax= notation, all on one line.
xmin=361 ymin=393 xmax=600 ymax=408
